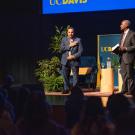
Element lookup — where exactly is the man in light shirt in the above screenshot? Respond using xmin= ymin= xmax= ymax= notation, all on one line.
xmin=119 ymin=20 xmax=135 ymax=95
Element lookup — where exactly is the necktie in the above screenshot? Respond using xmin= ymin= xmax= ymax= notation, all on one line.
xmin=120 ymin=33 xmax=125 ymax=47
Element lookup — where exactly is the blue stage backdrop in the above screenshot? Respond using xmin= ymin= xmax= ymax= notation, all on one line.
xmin=43 ymin=0 xmax=135 ymax=14
xmin=97 ymin=34 xmax=120 ymax=87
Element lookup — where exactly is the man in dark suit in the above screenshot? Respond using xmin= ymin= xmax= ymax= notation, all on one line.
xmin=60 ymin=27 xmax=83 ymax=94
xmin=119 ymin=20 xmax=135 ymax=95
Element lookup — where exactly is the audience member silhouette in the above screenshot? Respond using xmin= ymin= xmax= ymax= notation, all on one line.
xmin=71 ymin=96 xmax=108 ymax=135
xmin=65 ymin=86 xmax=84 ymax=129
xmin=15 ymin=87 xmax=30 ymax=121
xmin=17 ymin=91 xmax=68 ymax=135
xmin=107 ymin=93 xmax=130 ymax=123
xmin=1 ymin=74 xmax=17 ymax=113
xmin=0 ymin=91 xmax=18 ymax=135
xmin=107 ymin=93 xmax=135 ymax=135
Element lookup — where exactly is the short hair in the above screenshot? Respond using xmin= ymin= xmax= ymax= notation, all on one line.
xmin=123 ymin=20 xmax=131 ymax=27
xmin=67 ymin=26 xmax=74 ymax=32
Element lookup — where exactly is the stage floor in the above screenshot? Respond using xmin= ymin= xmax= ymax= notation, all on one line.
xmin=46 ymin=90 xmax=112 ymax=97
xmin=45 ymin=88 xmax=133 ymax=106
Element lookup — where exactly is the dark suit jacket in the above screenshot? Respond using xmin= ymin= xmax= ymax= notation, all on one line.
xmin=120 ymin=30 xmax=135 ymax=64
xmin=60 ymin=37 xmax=83 ymax=66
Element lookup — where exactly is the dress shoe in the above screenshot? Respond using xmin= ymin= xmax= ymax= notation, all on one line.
xmin=125 ymin=92 xmax=132 ymax=95
xmin=62 ymin=90 xmax=69 ymax=94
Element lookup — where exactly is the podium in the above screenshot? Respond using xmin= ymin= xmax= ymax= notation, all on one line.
xmin=100 ymin=68 xmax=114 ymax=106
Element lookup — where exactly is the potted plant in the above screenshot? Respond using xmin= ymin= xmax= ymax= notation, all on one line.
xmin=35 ymin=56 xmax=63 ymax=92
xmin=35 ymin=26 xmax=69 ymax=92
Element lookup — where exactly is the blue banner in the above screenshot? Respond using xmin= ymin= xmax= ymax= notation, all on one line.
xmin=43 ymin=0 xmax=135 ymax=14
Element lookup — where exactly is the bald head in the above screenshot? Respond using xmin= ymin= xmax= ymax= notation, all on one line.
xmin=120 ymin=20 xmax=131 ymax=31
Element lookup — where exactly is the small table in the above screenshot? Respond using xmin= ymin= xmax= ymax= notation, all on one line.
xmin=100 ymin=68 xmax=114 ymax=93
xmin=100 ymin=68 xmax=114 ymax=107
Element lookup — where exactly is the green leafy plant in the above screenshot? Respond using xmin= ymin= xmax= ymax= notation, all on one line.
xmin=50 ymin=25 xmax=69 ymax=53
xmin=35 ymin=26 xmax=69 ymax=92
xmin=35 ymin=56 xmax=63 ymax=92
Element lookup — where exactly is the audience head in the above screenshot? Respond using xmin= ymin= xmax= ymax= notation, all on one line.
xmin=68 ymin=85 xmax=84 ymax=101
xmin=23 ymin=91 xmax=49 ymax=127
xmin=2 ymin=74 xmax=15 ymax=89
xmin=107 ymin=93 xmax=130 ymax=121
xmin=82 ymin=96 xmax=104 ymax=119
